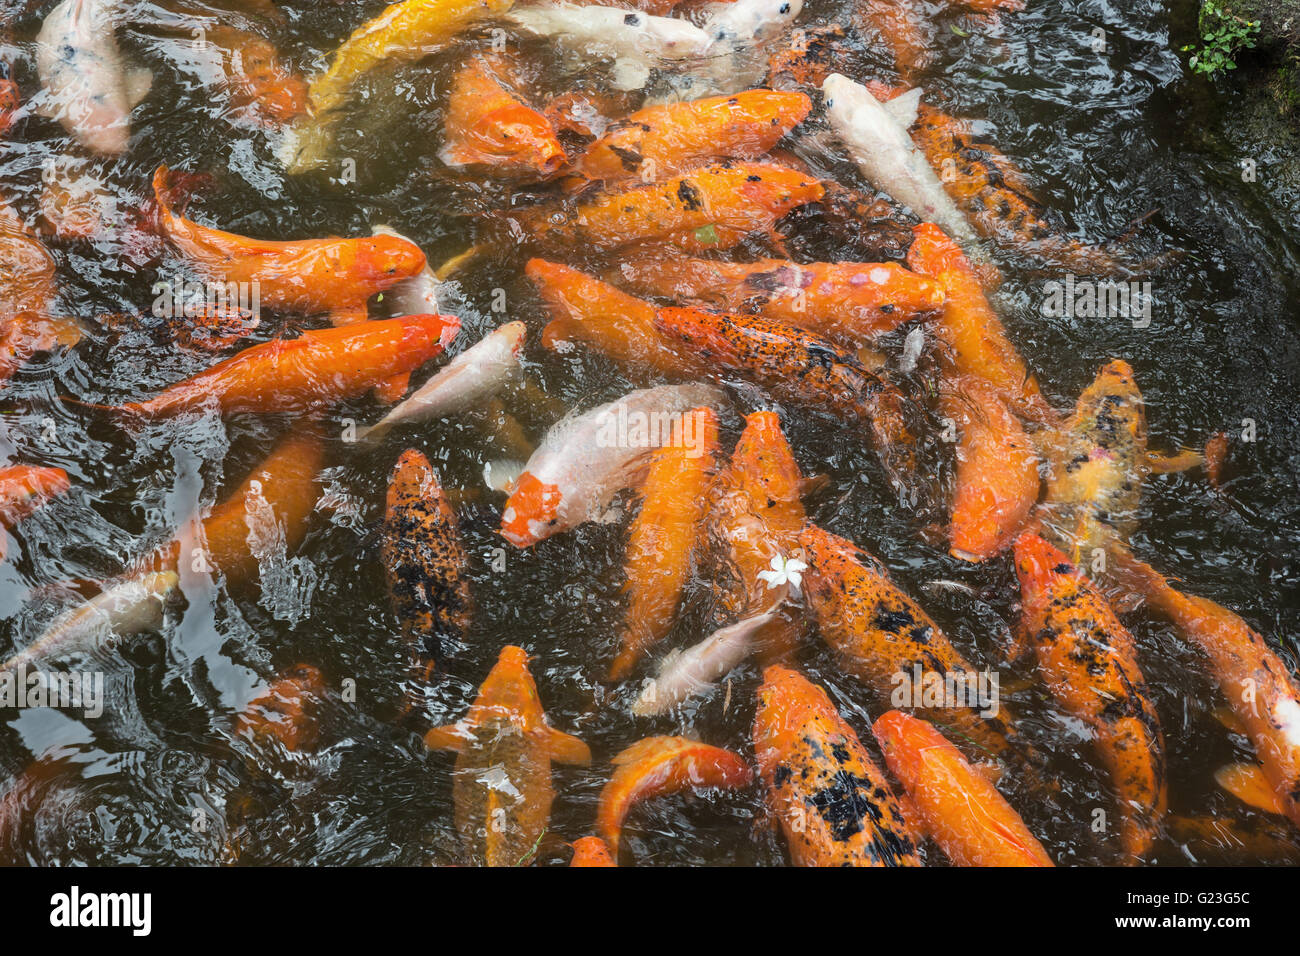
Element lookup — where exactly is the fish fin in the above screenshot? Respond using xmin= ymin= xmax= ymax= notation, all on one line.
xmin=972 ymin=761 xmax=1003 ymax=786
xmin=484 ymin=459 xmax=525 ymax=494
xmin=435 ymin=245 xmax=488 ymax=280
xmin=883 ymin=87 xmax=923 ymax=128
xmin=423 ymin=723 xmax=467 ymax=752
xmin=126 ymin=69 xmax=154 ymax=110
xmin=1147 ymin=448 xmax=1203 ymax=474
xmin=1211 ymin=705 xmax=1248 ymax=737
xmin=546 ymin=727 xmax=592 ymax=766
xmin=610 ymin=735 xmax=679 ymax=767
xmin=799 ymin=473 xmax=830 ymax=499
xmin=372 ymin=372 xmax=410 ymax=405
xmin=1215 ymin=763 xmax=1287 ymax=816
xmin=43 ymin=315 xmax=85 ymax=349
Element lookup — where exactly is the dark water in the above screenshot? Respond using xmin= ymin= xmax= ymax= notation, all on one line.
xmin=0 ymin=0 xmax=1297 ymax=866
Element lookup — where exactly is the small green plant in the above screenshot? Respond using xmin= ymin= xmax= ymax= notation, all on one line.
xmin=1182 ymin=0 xmax=1261 ymax=76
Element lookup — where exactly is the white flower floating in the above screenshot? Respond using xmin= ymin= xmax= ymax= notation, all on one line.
xmin=757 ymin=553 xmax=807 ymax=597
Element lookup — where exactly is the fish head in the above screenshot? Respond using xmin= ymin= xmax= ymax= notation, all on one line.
xmin=733 ymin=162 xmax=824 ymax=217
xmin=476 ymin=103 xmax=568 ymax=176
xmin=399 ymin=312 xmax=461 ymax=356
xmin=357 ymin=235 xmax=428 ymax=289
xmin=475 ymin=644 xmax=546 ymax=731
xmin=730 ymin=411 xmax=802 ymax=507
xmin=906 ymin=222 xmax=970 ymax=275
xmin=1012 ymin=531 xmax=1074 ymax=597
xmin=500 ymin=471 xmax=563 ymax=547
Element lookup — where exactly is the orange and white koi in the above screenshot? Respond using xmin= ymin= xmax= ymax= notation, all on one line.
xmin=425 ymin=645 xmax=590 ymax=866
xmin=872 ymin=709 xmax=1053 ymax=866
xmin=499 ymin=382 xmax=724 ymax=547
xmin=596 ymin=735 xmax=751 ymax=857
xmin=35 ymin=0 xmax=152 ymax=155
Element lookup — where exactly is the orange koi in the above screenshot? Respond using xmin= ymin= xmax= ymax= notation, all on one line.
xmin=102 ymin=314 xmax=457 ymax=420
xmin=705 ymin=410 xmax=806 ymax=664
xmin=753 ymin=665 xmax=920 ymax=866
xmin=153 ymin=165 xmax=427 ymax=324
xmin=505 ymin=161 xmax=823 ymax=255
xmin=1119 ymin=555 xmax=1300 ymax=830
xmin=609 ymin=408 xmax=718 ymax=681
xmin=0 ymin=465 xmax=69 ymax=563
xmin=906 ymin=222 xmax=1055 ymax=425
xmin=799 ymin=523 xmax=1028 ymax=764
xmin=1 ymin=202 xmax=81 ymax=384
xmin=569 ymin=90 xmax=811 ymax=187
xmin=425 ymin=646 xmax=591 ymax=866
xmin=382 ymin=449 xmax=473 ymax=685
xmin=872 ymin=709 xmax=1053 ymax=866
xmin=764 ymin=25 xmax=848 ymax=91
xmin=852 ymin=0 xmax=929 ymax=80
xmin=910 ymin=105 xmax=1162 ymax=276
xmin=1013 ymin=533 xmax=1166 ymax=861
xmin=596 ymin=735 xmax=752 ymax=857
xmin=528 ymin=258 xmax=707 ymax=379
xmin=440 ymin=55 xmax=566 ymax=179
xmin=942 ymin=377 xmax=1039 ymax=562
xmin=569 ymin=835 xmax=616 ymax=866
xmin=614 ymin=254 xmax=945 ymax=344
xmin=233 ymin=663 xmax=327 ymax=752
xmin=206 ymin=24 xmax=307 ymax=125
xmin=653 ymin=305 xmax=926 ymax=505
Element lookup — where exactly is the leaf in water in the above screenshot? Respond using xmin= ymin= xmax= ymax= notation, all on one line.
xmin=694 ymin=223 xmax=719 ymax=245
xmin=951 ymin=24 xmax=971 ymax=37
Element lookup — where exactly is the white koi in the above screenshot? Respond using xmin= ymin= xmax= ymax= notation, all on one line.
xmin=499 ymin=382 xmax=725 ymax=547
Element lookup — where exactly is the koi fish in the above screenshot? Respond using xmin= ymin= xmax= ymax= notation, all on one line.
xmin=688 ymin=0 xmax=805 ymax=91
xmin=569 ymin=835 xmax=616 ymax=866
xmin=1 ymin=202 xmax=82 ymax=385
xmin=35 ymin=0 xmax=152 ymax=155
xmin=906 ymin=222 xmax=1055 ymax=425
xmin=596 ymin=735 xmax=752 ymax=857
xmin=872 ymin=709 xmax=1053 ymax=866
xmin=202 ymin=24 xmax=307 ymax=126
xmin=0 ymin=465 xmax=70 ymax=564
xmin=440 ymin=55 xmax=566 ymax=179
xmin=499 ymin=382 xmax=725 ymax=547
xmin=613 ymin=254 xmax=945 ymax=344
xmin=850 ymin=0 xmax=928 ymax=80
xmin=1039 ymin=359 xmax=1202 ymax=569
xmin=35 ymin=154 xmax=119 ymax=242
xmin=798 ymin=523 xmax=1028 ymax=765
xmin=753 ymin=665 xmax=920 ymax=866
xmin=382 ymin=449 xmax=473 ymax=685
xmin=910 ymin=103 xmax=1162 ymax=277
xmin=822 ymin=74 xmax=975 ymax=245
xmin=285 ymin=0 xmax=515 ymax=172
xmin=1013 ymin=533 xmax=1166 ymax=861
xmin=943 ymin=377 xmax=1039 ymax=562
xmin=704 ymin=411 xmax=806 ymax=664
xmin=1118 ymin=556 xmax=1300 ymax=830
xmin=609 ymin=407 xmax=719 ymax=680
xmin=0 ymin=35 xmax=17 ymax=138
xmin=1168 ymin=814 xmax=1300 ymax=864
xmin=653 ymin=306 xmax=925 ymax=506
xmin=99 ymin=314 xmax=458 ymax=420
xmin=424 ymin=645 xmax=591 ymax=866
xmin=528 ymin=258 xmax=706 ymax=379
xmin=508 ymin=3 xmax=713 ymax=92
xmin=569 ymin=89 xmax=811 ymax=188
xmin=764 ymin=24 xmax=847 ymax=92
xmin=359 ymin=321 xmax=524 ymax=445
xmin=505 ymin=161 xmax=823 ymax=255
xmin=153 ymin=166 xmax=428 ymax=325
xmin=370 ymin=224 xmax=442 ymax=316
xmin=631 ymin=608 xmax=780 ymax=715
xmin=233 ymin=663 xmax=327 ymax=752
